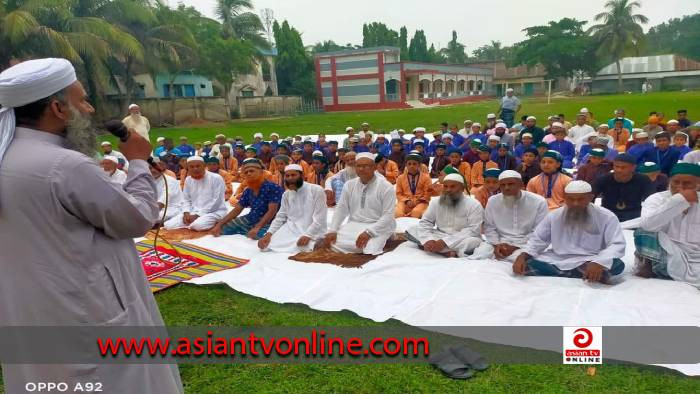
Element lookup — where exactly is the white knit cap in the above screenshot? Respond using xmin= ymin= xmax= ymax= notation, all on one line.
xmin=103 ymin=155 xmax=119 ymax=164
xmin=128 ymin=103 xmax=139 ymax=109
xmin=442 ymin=133 xmax=453 ymax=139
xmin=488 ymin=135 xmax=501 ymax=142
xmin=187 ymin=156 xmax=204 ymax=163
xmin=284 ymin=164 xmax=303 ymax=172
xmin=580 ymin=107 xmax=589 ymax=113
xmin=635 ymin=131 xmax=649 ymax=139
xmin=487 ymin=113 xmax=496 ymax=119
xmin=522 ymin=133 xmax=533 ymax=139
xmin=472 ymin=123 xmax=481 ymax=128
xmin=0 ymin=58 xmax=77 ymax=166
xmin=101 ymin=141 xmax=111 ymax=146
xmin=498 ymin=170 xmax=521 ymax=181
xmin=215 ymin=134 xmax=225 ymax=139
xmin=495 ymin=122 xmax=507 ymax=129
xmin=156 ymin=137 xmax=165 ymax=142
xmin=345 ymin=126 xmax=354 ymax=132
xmin=413 ymin=127 xmax=426 ymax=133
xmin=526 ymin=116 xmax=536 ymax=121
xmin=253 ymin=132 xmax=263 ymax=139
xmin=355 ymin=152 xmax=376 ymax=161
xmin=270 ymin=132 xmax=279 ymax=137
xmin=667 ymin=119 xmax=679 ymax=125
xmin=564 ymin=180 xmax=592 ymax=194
xmin=443 ymin=173 xmax=465 ymax=184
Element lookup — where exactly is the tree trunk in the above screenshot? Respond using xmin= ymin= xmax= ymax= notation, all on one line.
xmin=169 ymin=77 xmax=176 ymax=126
xmin=616 ymin=59 xmax=622 ymax=93
xmin=124 ymin=58 xmax=134 ymax=115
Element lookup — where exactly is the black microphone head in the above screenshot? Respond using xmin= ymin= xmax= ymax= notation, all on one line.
xmin=104 ymin=120 xmax=129 ymax=142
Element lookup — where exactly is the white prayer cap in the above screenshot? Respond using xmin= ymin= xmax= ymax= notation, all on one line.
xmin=270 ymin=132 xmax=279 ymax=137
xmin=522 ymin=133 xmax=533 ymax=139
xmin=187 ymin=156 xmax=204 ymax=163
xmin=284 ymin=164 xmax=304 ymax=172
xmin=551 ymin=122 xmax=564 ymax=128
xmin=390 ymin=130 xmax=400 ymax=139
xmin=361 ymin=122 xmax=369 ymax=126
xmin=398 ymin=129 xmax=406 ymax=133
xmin=312 ymin=150 xmax=323 ymax=156
xmin=220 ymin=143 xmax=232 ymax=149
xmin=156 ymin=137 xmax=165 ymax=142
xmin=442 ymin=133 xmax=453 ymax=139
xmin=345 ymin=126 xmax=354 ymax=132
xmin=488 ymin=135 xmax=501 ymax=142
xmin=580 ymin=107 xmax=589 ymax=113
xmin=151 ymin=156 xmax=161 ymax=164
xmin=667 ymin=119 xmax=679 ymax=125
xmin=355 ymin=152 xmax=376 ymax=162
xmin=0 ymin=58 xmax=77 ymax=165
xmin=253 ymin=132 xmax=263 ymax=139
xmin=349 ymin=137 xmax=359 ymax=142
xmin=203 ymin=140 xmax=212 ymax=145
xmin=495 ymin=122 xmax=507 ymax=129
xmin=413 ymin=127 xmax=426 ymax=133
xmin=498 ymin=170 xmax=521 ymax=181
xmin=376 ymin=134 xmax=386 ymax=139
xmin=564 ymin=180 xmax=592 ymax=194
xmin=443 ymin=173 xmax=465 ymax=185
xmin=506 ymin=88 xmax=514 ymax=92
xmin=526 ymin=116 xmax=536 ymax=121
xmin=128 ymin=103 xmax=139 ymax=109
xmin=103 ymin=155 xmax=118 ymax=164
xmin=464 ymin=119 xmax=472 ymax=124
xmin=472 ymin=122 xmax=481 ymax=128
xmin=634 ymin=131 xmax=649 ymax=139
xmin=486 ymin=113 xmax=496 ymax=119
xmin=101 ymin=141 xmax=111 ymax=146
xmin=215 ymin=133 xmax=225 ymax=139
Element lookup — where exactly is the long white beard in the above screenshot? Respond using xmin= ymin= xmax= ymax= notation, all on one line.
xmin=345 ymin=166 xmax=357 ymax=179
xmin=564 ymin=205 xmax=598 ymax=234
xmin=64 ymin=106 xmax=97 ymax=157
xmin=502 ymin=194 xmax=519 ymax=208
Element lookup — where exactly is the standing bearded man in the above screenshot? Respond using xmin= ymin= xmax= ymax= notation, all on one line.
xmin=0 ymin=59 xmax=181 ymax=392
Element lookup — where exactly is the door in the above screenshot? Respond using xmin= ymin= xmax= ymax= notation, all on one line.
xmin=524 ymin=83 xmax=534 ymax=96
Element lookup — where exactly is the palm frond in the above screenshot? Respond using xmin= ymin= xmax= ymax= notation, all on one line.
xmin=34 ymin=25 xmax=81 ymax=62
xmin=2 ymin=9 xmax=38 ymax=44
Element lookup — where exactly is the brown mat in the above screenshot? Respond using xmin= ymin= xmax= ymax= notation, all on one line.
xmin=144 ymin=228 xmax=210 ymax=242
xmin=289 ymin=237 xmax=406 ymax=268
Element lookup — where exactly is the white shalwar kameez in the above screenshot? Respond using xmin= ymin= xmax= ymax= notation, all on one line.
xmin=164 ymin=171 xmax=227 ymax=231
xmin=265 ymin=183 xmax=328 ymax=252
xmin=521 ymin=204 xmax=626 ymax=270
xmin=640 ymin=191 xmax=700 ymax=287
xmin=406 ymin=195 xmax=484 ymax=257
xmin=477 ymin=191 xmax=549 ymax=261
xmin=329 ymin=175 xmax=396 ymax=255
xmin=155 ymin=173 xmax=184 ymax=221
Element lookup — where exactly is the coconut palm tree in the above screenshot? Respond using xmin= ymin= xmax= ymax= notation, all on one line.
xmin=215 ymin=0 xmax=268 ymax=48
xmin=589 ymin=0 xmax=649 ymax=92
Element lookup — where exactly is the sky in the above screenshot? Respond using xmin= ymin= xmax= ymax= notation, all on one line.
xmin=174 ymin=0 xmax=699 ymax=51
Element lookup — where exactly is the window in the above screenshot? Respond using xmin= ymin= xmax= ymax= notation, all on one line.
xmin=200 ymin=84 xmax=206 ymax=89
xmin=163 ymin=84 xmax=195 ymax=97
xmin=241 ymin=90 xmax=254 ymax=97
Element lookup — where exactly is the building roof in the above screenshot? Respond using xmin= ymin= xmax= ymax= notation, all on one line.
xmin=469 ymin=61 xmax=548 ymax=80
xmin=401 ymin=62 xmax=492 ymax=75
xmin=314 ymin=46 xmax=400 ymax=58
xmin=596 ymin=55 xmax=700 ymax=75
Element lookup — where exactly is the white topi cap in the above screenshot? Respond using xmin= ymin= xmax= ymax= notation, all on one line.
xmin=564 ymin=180 xmax=592 ymax=194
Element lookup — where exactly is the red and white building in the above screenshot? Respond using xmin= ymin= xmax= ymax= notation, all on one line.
xmin=315 ymin=46 xmax=494 ymax=112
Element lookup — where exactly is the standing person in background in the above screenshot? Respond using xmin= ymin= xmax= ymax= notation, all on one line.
xmin=498 ymin=88 xmax=521 ymax=128
xmin=122 ymin=103 xmax=151 ymax=141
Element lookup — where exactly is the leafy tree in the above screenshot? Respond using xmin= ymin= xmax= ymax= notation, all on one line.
xmin=511 ymin=18 xmax=598 ymax=79
xmin=645 ymin=13 xmax=700 ymax=61
xmin=440 ymin=30 xmax=467 ymax=64
xmin=362 ymin=22 xmax=398 ymax=47
xmin=398 ymin=26 xmax=408 ymax=60
xmin=408 ymin=29 xmax=428 ymax=62
xmin=471 ymin=40 xmax=513 ymax=63
xmin=309 ymin=40 xmax=351 ymax=54
xmin=427 ymin=43 xmax=444 ymax=63
xmin=215 ymin=0 xmax=268 ymax=48
xmin=273 ymin=20 xmax=315 ymax=100
xmin=588 ymin=0 xmax=649 ymax=92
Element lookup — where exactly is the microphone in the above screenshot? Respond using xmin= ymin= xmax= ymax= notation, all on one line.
xmin=104 ymin=120 xmax=159 ymax=170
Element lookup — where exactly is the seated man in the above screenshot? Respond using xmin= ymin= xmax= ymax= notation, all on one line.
xmin=375 ymin=153 xmax=399 ymax=184
xmin=212 ymin=158 xmax=283 ymax=239
xmin=478 ymin=170 xmax=548 ymax=261
xmin=100 ymin=155 xmax=127 ymax=184
xmin=513 ymin=180 xmax=626 ymax=283
xmin=150 ymin=161 xmax=184 ymax=222
xmin=470 ymin=145 xmax=498 ymax=188
xmin=638 ymin=161 xmax=668 ymax=193
xmin=218 ymin=143 xmax=239 ymax=180
xmin=576 ymin=148 xmax=611 ymax=185
xmin=395 ymin=153 xmax=433 ymax=218
xmin=446 ymin=147 xmax=471 ymax=184
xmin=517 ymin=147 xmax=542 ymax=186
xmin=526 ymin=150 xmax=572 ymax=211
xmin=325 ymin=151 xmax=357 ymax=205
xmin=471 ymin=168 xmax=501 ymax=208
xmin=164 ymin=156 xmax=227 ymax=231
xmin=309 ymin=153 xmax=334 ymax=188
xmin=634 ymin=163 xmax=700 ymax=287
xmin=205 ymin=156 xmax=234 ymax=200
xmin=324 ymin=153 xmax=396 ymax=255
xmin=592 ymin=153 xmax=654 ymax=222
xmin=257 ymin=164 xmax=327 ymax=252
xmin=405 ymin=174 xmax=484 ymax=257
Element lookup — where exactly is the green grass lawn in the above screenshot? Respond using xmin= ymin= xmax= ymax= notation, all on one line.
xmin=104 ymin=91 xmax=700 ymax=146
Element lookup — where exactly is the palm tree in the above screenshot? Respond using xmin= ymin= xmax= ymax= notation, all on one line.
xmin=589 ymin=0 xmax=649 ymax=92
xmin=440 ymin=31 xmax=467 ymax=64
xmin=215 ymin=0 xmax=268 ymax=48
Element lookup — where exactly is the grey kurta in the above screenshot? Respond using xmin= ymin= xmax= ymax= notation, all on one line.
xmin=0 ymin=128 xmax=182 ymax=393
